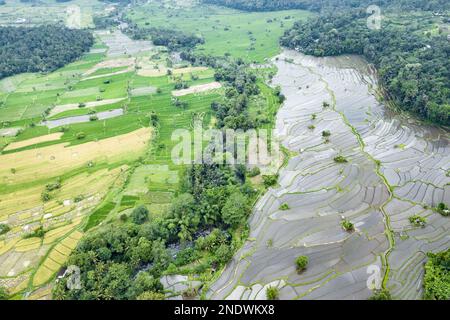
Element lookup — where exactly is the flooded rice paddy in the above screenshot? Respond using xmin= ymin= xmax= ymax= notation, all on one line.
xmin=208 ymin=50 xmax=449 ymax=300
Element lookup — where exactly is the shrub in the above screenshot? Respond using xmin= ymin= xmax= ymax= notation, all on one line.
xmin=25 ymin=226 xmax=46 ymax=239
xmin=280 ymin=203 xmax=290 ymax=211
xmin=436 ymin=203 xmax=449 ymax=217
xmin=341 ymin=219 xmax=354 ymax=232
xmin=247 ymin=167 xmax=261 ymax=178
xmin=322 ymin=130 xmax=331 ymax=137
xmin=322 ymin=101 xmax=330 ymax=108
xmin=266 ymin=286 xmax=279 ymax=300
xmin=137 ymin=291 xmax=165 ymax=300
xmin=213 ymin=244 xmax=234 ymax=265
xmin=409 ymin=215 xmax=426 ymax=227
xmin=295 ymin=255 xmax=309 ymax=272
xmin=0 ymin=224 xmax=11 ymax=236
xmin=131 ymin=206 xmax=149 ymax=225
xmin=76 ymin=132 xmax=86 ymax=140
xmin=369 ymin=289 xmax=392 ymax=300
xmin=89 ymin=115 xmax=98 ymax=121
xmin=334 ymin=155 xmax=348 ymax=163
xmin=308 ymin=125 xmax=315 ymax=130
xmin=78 ymin=103 xmax=86 ymax=108
xmin=262 ymin=174 xmax=278 ymax=188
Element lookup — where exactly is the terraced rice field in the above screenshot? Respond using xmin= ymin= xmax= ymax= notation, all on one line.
xmin=0 ymin=27 xmax=226 ymax=298
xmin=208 ymin=50 xmax=449 ymax=300
xmin=0 ymin=0 xmax=100 ymax=28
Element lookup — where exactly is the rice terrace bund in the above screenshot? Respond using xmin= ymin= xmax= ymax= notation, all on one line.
xmin=208 ymin=51 xmax=449 ymax=300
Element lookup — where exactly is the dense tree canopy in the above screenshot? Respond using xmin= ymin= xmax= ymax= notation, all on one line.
xmin=280 ymin=11 xmax=450 ymax=125
xmin=0 ymin=25 xmax=93 ymax=80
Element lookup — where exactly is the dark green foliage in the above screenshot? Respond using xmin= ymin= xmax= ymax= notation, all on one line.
xmin=24 ymin=226 xmax=46 ymax=239
xmin=424 ymin=249 xmax=450 ymax=300
xmin=436 ymin=203 xmax=449 ymax=217
xmin=334 ymin=155 xmax=348 ymax=163
xmin=137 ymin=291 xmax=166 ymax=300
xmin=124 ymin=23 xmax=204 ymax=51
xmin=45 ymin=180 xmax=61 ymax=192
xmin=409 ymin=215 xmax=426 ymax=227
xmin=369 ymin=289 xmax=392 ymax=300
xmin=93 ymin=14 xmax=120 ymax=29
xmin=322 ymin=130 xmax=331 ymax=137
xmin=280 ymin=203 xmax=290 ymax=210
xmin=181 ymin=51 xmax=260 ymax=129
xmin=0 ymin=25 xmax=93 ymax=79
xmin=0 ymin=286 xmax=8 ymax=300
xmin=281 ymin=10 xmax=450 ymax=125
xmin=131 ymin=206 xmax=149 ymax=225
xmin=247 ymin=167 xmax=261 ymax=177
xmin=295 ymin=255 xmax=309 ymax=272
xmin=84 ymin=202 xmax=116 ymax=231
xmin=41 ymin=191 xmax=51 ymax=202
xmin=0 ymin=224 xmax=10 ymax=236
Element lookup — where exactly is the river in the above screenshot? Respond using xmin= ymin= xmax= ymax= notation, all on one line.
xmin=208 ymin=49 xmax=449 ymax=300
